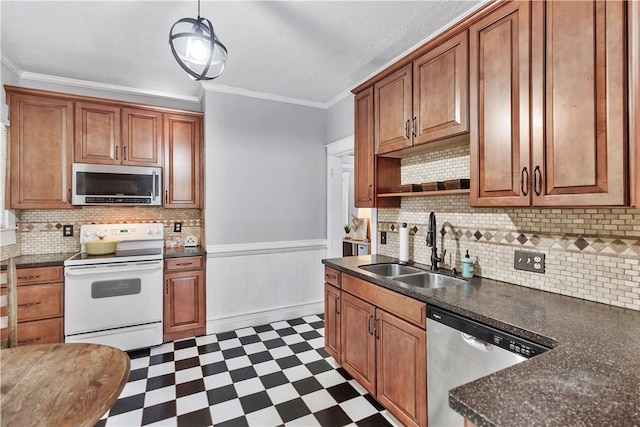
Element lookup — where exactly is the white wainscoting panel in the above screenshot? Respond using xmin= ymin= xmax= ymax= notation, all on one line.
xmin=206 ymin=240 xmax=327 ymax=334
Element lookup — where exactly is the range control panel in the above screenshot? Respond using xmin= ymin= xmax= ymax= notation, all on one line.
xmin=79 ymin=223 xmax=164 ymax=243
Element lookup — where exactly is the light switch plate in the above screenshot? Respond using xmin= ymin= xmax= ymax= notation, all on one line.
xmin=514 ymin=250 xmax=545 ymax=273
xmin=380 ymin=231 xmax=387 ymax=245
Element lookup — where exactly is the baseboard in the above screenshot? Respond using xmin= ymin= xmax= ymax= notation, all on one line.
xmin=206 ymin=300 xmax=324 ymax=335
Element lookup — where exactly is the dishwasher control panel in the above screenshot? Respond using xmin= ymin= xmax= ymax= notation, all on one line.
xmin=427 ymin=306 xmax=550 ymax=358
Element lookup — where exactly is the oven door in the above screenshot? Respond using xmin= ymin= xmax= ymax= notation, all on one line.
xmin=64 ymin=260 xmax=163 ymax=336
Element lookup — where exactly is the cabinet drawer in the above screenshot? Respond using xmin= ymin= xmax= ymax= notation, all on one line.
xmin=342 ymin=274 xmax=426 ymax=329
xmin=17 ymin=318 xmax=64 ymax=346
xmin=16 ymin=266 xmax=63 ymax=285
xmin=165 ymin=256 xmax=203 ymax=272
xmin=17 ymin=283 xmax=63 ymax=321
xmin=324 ymin=267 xmax=341 ymax=287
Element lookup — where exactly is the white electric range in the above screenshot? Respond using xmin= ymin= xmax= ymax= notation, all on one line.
xmin=64 ymin=223 xmax=165 ymax=351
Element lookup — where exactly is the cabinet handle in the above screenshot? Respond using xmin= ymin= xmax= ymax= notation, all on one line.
xmin=326 ymin=273 xmax=336 ymax=281
xmin=68 ymin=188 xmax=72 ymax=204
xmin=412 ymin=117 xmax=417 ymax=137
xmin=367 ymin=314 xmax=374 ymax=335
xmin=18 ymin=301 xmax=41 ymax=308
xmin=374 ymin=318 xmax=379 ymax=339
xmin=18 ymin=337 xmax=41 ymax=345
xmin=335 ymin=297 xmax=340 ymax=315
xmin=18 ymin=275 xmax=40 ymax=280
xmin=533 ymin=165 xmax=542 ymax=196
xmin=115 ymin=146 xmax=119 ymax=160
xmin=165 ymin=281 xmax=169 ymax=294
xmin=123 ymin=146 xmax=128 ymax=160
xmin=165 ymin=190 xmax=168 ymax=204
xmin=367 ymin=185 xmax=372 ymax=201
xmin=176 ymin=262 xmax=193 ymax=266
xmin=405 ymin=120 xmax=410 ymax=139
xmin=520 ymin=167 xmax=529 ymax=196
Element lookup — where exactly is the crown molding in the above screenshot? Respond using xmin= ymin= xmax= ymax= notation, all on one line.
xmin=1 ymin=55 xmax=201 ymax=104
xmin=2 ymin=54 xmax=349 ymax=110
xmin=1 ymin=55 xmax=22 ymax=78
xmin=200 ymin=83 xmax=328 ymax=109
xmin=324 ymin=90 xmax=353 ymax=109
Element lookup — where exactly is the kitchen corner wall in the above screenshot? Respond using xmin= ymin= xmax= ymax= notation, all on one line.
xmin=202 ymin=90 xmax=328 ymax=333
xmin=377 ymin=145 xmax=640 ymax=312
xmin=0 ymin=207 xmax=203 ymax=260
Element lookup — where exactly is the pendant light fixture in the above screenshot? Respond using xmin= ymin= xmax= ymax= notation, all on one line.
xmin=169 ymin=0 xmax=228 ymax=81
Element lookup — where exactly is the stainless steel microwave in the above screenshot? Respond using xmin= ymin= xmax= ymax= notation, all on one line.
xmin=72 ymin=163 xmax=162 ymax=206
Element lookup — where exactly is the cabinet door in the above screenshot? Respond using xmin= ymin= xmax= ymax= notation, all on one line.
xmin=374 ymin=64 xmax=413 ymax=155
xmin=354 ymin=87 xmax=375 ymax=207
xmin=413 ymin=31 xmax=469 ymax=146
xmin=164 ymin=269 xmax=205 ymax=336
xmin=164 ymin=114 xmax=202 ymax=208
xmin=8 ymin=92 xmax=74 ymax=209
xmin=531 ymin=0 xmax=626 ymax=206
xmin=340 ymin=292 xmax=376 ymax=395
xmin=376 ymin=309 xmax=426 ymax=427
xmin=469 ymin=1 xmax=531 ymax=207
xmin=75 ymin=102 xmax=121 ymax=164
xmin=324 ymin=283 xmax=341 ymax=363
xmin=122 ymin=108 xmax=163 ymax=166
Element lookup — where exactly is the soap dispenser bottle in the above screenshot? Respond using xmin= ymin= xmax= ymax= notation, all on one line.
xmin=462 ymin=250 xmax=474 ymax=278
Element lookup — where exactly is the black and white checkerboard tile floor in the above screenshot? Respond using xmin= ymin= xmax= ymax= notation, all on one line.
xmin=96 ymin=314 xmax=402 ymax=427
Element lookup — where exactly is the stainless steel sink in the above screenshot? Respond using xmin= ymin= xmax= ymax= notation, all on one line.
xmin=394 ymin=272 xmax=466 ymax=289
xmin=358 ymin=263 xmax=423 ymax=277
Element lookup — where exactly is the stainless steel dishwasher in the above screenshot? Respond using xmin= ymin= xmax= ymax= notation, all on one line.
xmin=427 ymin=306 xmax=549 ymax=426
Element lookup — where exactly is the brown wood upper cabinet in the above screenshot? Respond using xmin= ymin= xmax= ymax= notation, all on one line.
xmin=7 ymin=90 xmax=74 ymax=209
xmin=75 ymin=103 xmax=163 ymax=166
xmin=164 ymin=113 xmax=203 ymax=208
xmin=354 ymin=87 xmax=375 ymax=207
xmin=471 ymin=0 xmax=627 ymax=207
xmin=375 ymin=31 xmax=469 ymax=155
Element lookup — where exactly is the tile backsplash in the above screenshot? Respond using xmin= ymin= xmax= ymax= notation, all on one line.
xmin=0 ymin=207 xmax=204 ymax=260
xmin=377 ymin=145 xmax=640 ymax=311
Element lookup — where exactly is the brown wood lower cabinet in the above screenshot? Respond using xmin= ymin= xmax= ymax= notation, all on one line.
xmin=163 ymin=256 xmax=206 ymax=342
xmin=326 ymin=272 xmax=427 ymax=427
xmin=1 ymin=266 xmax=64 ymax=346
xmin=323 ymin=283 xmax=341 ymax=363
xmin=376 ymin=309 xmax=426 ymax=426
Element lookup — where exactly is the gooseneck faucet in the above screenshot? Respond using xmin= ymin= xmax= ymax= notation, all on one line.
xmin=426 ymin=212 xmax=446 ymax=271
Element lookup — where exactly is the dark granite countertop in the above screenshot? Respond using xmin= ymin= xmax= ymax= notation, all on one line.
xmin=323 ymin=254 xmax=640 ymax=426
xmin=163 ymin=246 xmax=206 ymax=258
xmin=1 ymin=252 xmax=77 ymax=270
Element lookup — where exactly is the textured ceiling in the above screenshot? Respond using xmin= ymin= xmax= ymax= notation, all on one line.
xmin=1 ymin=1 xmax=482 ymax=106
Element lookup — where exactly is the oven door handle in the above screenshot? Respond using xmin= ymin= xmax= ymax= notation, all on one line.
xmin=65 ymin=262 xmax=163 ymax=276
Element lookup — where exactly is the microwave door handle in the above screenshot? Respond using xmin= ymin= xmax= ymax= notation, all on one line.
xmin=152 ymin=171 xmax=157 ymax=201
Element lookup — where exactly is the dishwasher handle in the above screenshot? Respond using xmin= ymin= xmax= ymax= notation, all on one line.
xmin=461 ymin=332 xmax=492 ymax=352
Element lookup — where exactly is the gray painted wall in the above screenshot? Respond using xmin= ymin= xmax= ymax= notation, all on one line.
xmin=326 ymin=94 xmax=354 ymax=143
xmin=204 ymin=91 xmax=327 ymax=244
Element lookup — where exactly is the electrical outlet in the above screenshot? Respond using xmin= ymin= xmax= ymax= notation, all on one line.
xmin=514 ymin=250 xmax=545 ymax=273
xmin=62 ymin=224 xmax=74 ymax=237
xmin=173 ymin=222 xmax=183 ymax=233
xmin=380 ymin=231 xmax=387 ymax=245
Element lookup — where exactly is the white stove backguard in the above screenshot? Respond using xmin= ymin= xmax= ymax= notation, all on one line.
xmin=79 ymin=223 xmax=165 ymax=252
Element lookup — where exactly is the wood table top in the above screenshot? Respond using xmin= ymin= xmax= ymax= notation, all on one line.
xmin=1 ymin=343 xmax=130 ymax=427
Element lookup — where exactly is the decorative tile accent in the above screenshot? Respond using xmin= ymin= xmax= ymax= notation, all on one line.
xmin=8 ymin=207 xmax=204 ymax=257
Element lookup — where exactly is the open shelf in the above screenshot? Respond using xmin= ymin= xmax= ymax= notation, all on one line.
xmin=377 ymin=188 xmax=470 ymax=198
